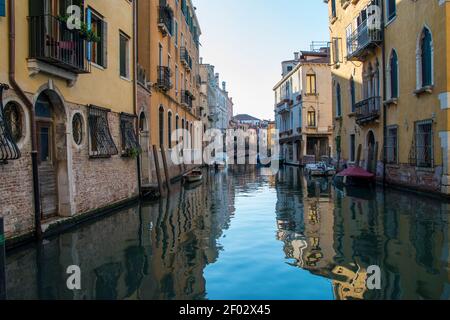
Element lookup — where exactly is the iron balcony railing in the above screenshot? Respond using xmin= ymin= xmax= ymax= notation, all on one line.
xmin=355 ymin=96 xmax=381 ymax=125
xmin=28 ymin=15 xmax=90 ymax=74
xmin=158 ymin=0 xmax=173 ymax=36
xmin=181 ymin=90 xmax=193 ymax=109
xmin=346 ymin=1 xmax=383 ymax=60
xmin=157 ymin=66 xmax=172 ymax=91
xmin=180 ymin=47 xmax=193 ymax=71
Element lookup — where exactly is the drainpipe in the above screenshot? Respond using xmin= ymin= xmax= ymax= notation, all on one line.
xmin=380 ymin=0 xmax=387 ymax=186
xmin=8 ymin=0 xmax=42 ymax=239
xmin=133 ymin=0 xmax=142 ymax=196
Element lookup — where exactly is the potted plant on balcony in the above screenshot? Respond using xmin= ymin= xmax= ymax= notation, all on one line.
xmin=57 ymin=15 xmax=101 ymax=43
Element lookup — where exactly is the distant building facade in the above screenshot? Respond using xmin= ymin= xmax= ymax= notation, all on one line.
xmin=273 ymin=46 xmax=333 ymax=165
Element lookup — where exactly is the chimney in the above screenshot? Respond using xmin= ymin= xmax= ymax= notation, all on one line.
xmin=200 ymin=57 xmax=203 ymax=64
xmin=294 ymin=52 xmax=299 ymax=60
xmin=215 ymin=73 xmax=219 ymax=85
xmin=222 ymin=81 xmax=226 ymax=91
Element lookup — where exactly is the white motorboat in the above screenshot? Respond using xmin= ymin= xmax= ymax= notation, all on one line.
xmin=183 ymin=169 xmax=203 ymax=183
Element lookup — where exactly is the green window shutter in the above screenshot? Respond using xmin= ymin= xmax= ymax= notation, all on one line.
xmin=421 ymin=29 xmax=432 ymax=86
xmin=102 ymin=20 xmax=108 ymax=68
xmin=0 ymin=0 xmax=5 ymax=17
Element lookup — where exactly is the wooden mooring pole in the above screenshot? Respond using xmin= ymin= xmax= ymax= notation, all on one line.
xmin=152 ymin=145 xmax=165 ymax=197
xmin=0 ymin=217 xmax=6 ymax=300
xmin=161 ymin=146 xmax=172 ymax=194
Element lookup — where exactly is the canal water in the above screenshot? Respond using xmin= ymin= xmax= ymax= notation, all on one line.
xmin=5 ymin=166 xmax=450 ymax=300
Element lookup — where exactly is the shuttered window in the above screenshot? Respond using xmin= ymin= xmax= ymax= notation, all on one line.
xmin=390 ymin=50 xmax=399 ymax=98
xmin=0 ymin=0 xmax=6 ymax=17
xmin=350 ymin=77 xmax=356 ymax=112
xmin=87 ymin=8 xmax=107 ymax=68
xmin=421 ymin=28 xmax=432 ymax=87
xmin=336 ymin=83 xmax=342 ymax=117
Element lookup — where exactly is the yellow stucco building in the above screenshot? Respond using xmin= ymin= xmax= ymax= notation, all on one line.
xmin=327 ymin=0 xmax=450 ymax=195
xmin=0 ymin=0 xmax=138 ymax=241
xmin=137 ymin=0 xmax=202 ymax=153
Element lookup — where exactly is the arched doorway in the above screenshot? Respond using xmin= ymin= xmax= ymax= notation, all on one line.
xmin=35 ymin=90 xmax=71 ymax=218
xmin=366 ymin=130 xmax=376 ymax=173
xmin=138 ymin=111 xmax=150 ymax=185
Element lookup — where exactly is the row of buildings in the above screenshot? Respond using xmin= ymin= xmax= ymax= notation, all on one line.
xmin=275 ymin=0 xmax=450 ymax=196
xmin=0 ymin=0 xmax=233 ymax=242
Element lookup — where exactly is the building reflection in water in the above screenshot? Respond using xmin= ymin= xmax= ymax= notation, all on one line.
xmin=276 ymin=166 xmax=450 ymax=300
xmin=5 ymin=166 xmax=450 ymax=300
xmin=5 ymin=170 xmax=235 ymax=300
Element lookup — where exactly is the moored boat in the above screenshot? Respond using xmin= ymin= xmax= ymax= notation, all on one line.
xmin=334 ymin=167 xmax=375 ymax=187
xmin=183 ymin=169 xmax=203 ymax=183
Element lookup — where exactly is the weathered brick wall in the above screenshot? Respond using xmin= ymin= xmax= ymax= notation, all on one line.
xmin=0 ymin=91 xmax=34 ymax=239
xmin=70 ymin=105 xmax=139 ymax=214
xmin=1 ymin=89 xmax=139 ymax=240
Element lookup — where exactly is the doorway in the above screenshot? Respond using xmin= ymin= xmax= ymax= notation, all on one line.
xmin=35 ymin=90 xmax=71 ymax=219
xmin=366 ymin=130 xmax=376 ymax=173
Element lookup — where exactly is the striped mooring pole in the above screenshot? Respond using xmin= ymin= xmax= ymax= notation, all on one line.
xmin=0 ymin=217 xmax=6 ymax=300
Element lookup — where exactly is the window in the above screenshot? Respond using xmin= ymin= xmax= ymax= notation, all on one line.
xmin=88 ymin=106 xmax=118 ymax=158
xmin=336 ymin=83 xmax=342 ymax=117
xmin=119 ymin=32 xmax=130 ymax=78
xmin=346 ymin=24 xmax=353 ymax=56
xmin=0 ymin=97 xmax=21 ymax=161
xmin=386 ymin=126 xmax=398 ymax=164
xmin=331 ymin=0 xmax=336 ymax=18
xmin=287 ymin=66 xmax=293 ymax=72
xmin=72 ymin=113 xmax=83 ymax=145
xmin=386 ymin=0 xmax=396 ymax=22
xmin=418 ymin=28 xmax=433 ymax=88
xmin=389 ymin=50 xmax=399 ymax=98
xmin=3 ymin=102 xmax=23 ymax=143
xmin=332 ymin=37 xmax=341 ymax=65
xmin=350 ymin=77 xmax=356 ymax=112
xmin=0 ymin=0 xmax=6 ymax=17
xmin=414 ymin=120 xmax=433 ymax=168
xmin=307 ymin=109 xmax=316 ymax=127
xmin=350 ymin=134 xmax=356 ymax=162
xmin=87 ymin=9 xmax=107 ymax=68
xmin=168 ymin=112 xmax=172 ymax=149
xmin=159 ymin=106 xmax=164 ymax=148
xmin=174 ymin=20 xmax=178 ymax=46
xmin=120 ymin=113 xmax=140 ymax=157
xmin=306 ymin=73 xmax=317 ymax=95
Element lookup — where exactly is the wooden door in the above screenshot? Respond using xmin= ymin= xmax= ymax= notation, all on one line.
xmin=37 ymin=121 xmax=58 ymax=218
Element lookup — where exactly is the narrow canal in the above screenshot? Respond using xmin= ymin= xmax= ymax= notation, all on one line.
xmin=5 ymin=167 xmax=450 ymax=300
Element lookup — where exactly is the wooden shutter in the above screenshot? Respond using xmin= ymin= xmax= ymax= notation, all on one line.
xmin=102 ymin=20 xmax=108 ymax=68
xmin=0 ymin=0 xmax=5 ymax=17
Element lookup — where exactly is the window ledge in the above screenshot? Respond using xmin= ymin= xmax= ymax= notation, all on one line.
xmin=91 ymin=62 xmax=106 ymax=71
xmin=416 ymin=166 xmax=434 ymax=173
xmin=414 ymin=85 xmax=434 ymax=96
xmin=342 ymin=1 xmax=351 ymax=10
xmin=385 ymin=15 xmax=397 ymax=28
xmin=384 ymin=98 xmax=398 ymax=106
xmin=348 ymin=112 xmax=356 ymax=117
xmin=120 ymin=76 xmax=132 ymax=82
xmin=330 ymin=16 xmax=338 ymax=25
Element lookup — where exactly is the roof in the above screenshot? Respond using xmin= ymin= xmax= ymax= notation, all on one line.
xmin=233 ymin=114 xmax=261 ymax=122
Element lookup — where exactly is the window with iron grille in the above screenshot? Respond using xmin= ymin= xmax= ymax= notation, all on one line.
xmin=88 ymin=105 xmax=118 ymax=158
xmin=385 ymin=125 xmax=398 ymax=164
xmin=1 ymin=84 xmax=21 ymax=162
xmin=412 ymin=120 xmax=433 ymax=168
xmin=120 ymin=113 xmax=140 ymax=157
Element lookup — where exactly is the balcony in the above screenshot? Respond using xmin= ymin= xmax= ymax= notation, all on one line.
xmin=346 ymin=2 xmax=383 ymax=61
xmin=28 ymin=15 xmax=90 ymax=75
xmin=355 ymin=96 xmax=381 ymax=125
xmin=180 ymin=47 xmax=192 ymax=71
xmin=276 ymin=99 xmax=292 ymax=114
xmin=181 ymin=90 xmax=193 ymax=109
xmin=158 ymin=0 xmax=173 ymax=36
xmin=157 ymin=66 xmax=172 ymax=92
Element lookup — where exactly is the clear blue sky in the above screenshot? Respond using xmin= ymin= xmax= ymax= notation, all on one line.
xmin=195 ymin=0 xmax=329 ymax=121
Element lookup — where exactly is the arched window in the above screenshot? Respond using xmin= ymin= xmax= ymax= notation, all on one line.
xmin=307 ymin=108 xmax=316 ymax=127
xmin=336 ymin=83 xmax=342 ymax=117
xmin=175 ymin=115 xmax=179 ymax=144
xmin=159 ymin=106 xmax=164 ymax=148
xmin=350 ymin=77 xmax=356 ymax=113
xmin=168 ymin=111 xmax=172 ymax=149
xmin=389 ymin=50 xmax=399 ymax=98
xmin=417 ymin=27 xmax=433 ymax=88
